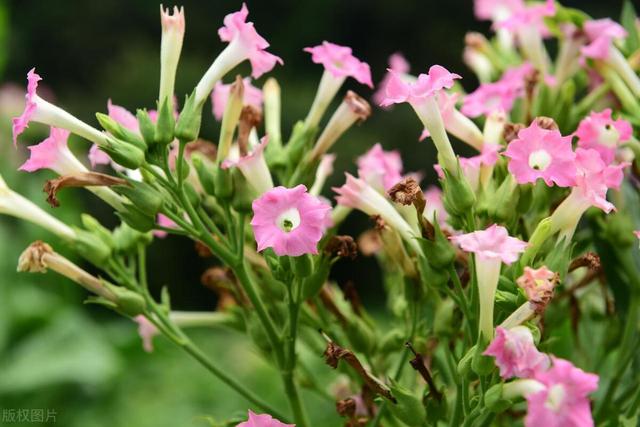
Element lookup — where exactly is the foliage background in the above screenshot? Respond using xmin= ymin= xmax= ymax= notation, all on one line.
xmin=0 ymin=0 xmax=618 ymax=426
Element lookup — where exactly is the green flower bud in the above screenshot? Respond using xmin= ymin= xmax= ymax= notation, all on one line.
xmin=114 ymin=181 xmax=164 ymax=217
xmin=213 ymin=168 xmax=234 ymax=201
xmin=345 ymin=316 xmax=376 ymax=355
xmin=154 ymin=97 xmax=175 ymax=145
xmin=95 ymin=113 xmax=146 ymax=151
xmin=457 ymin=345 xmax=475 ymax=378
xmin=387 ymin=381 xmax=427 ymax=426
xmin=379 ymin=329 xmax=405 ymax=353
xmin=442 ymin=166 xmax=476 ymax=216
xmin=230 ymin=168 xmax=254 ymax=214
xmin=80 ymin=214 xmax=115 ymax=249
xmin=72 ymin=228 xmax=112 ymax=265
xmin=419 ymin=221 xmax=456 ymax=269
xmin=116 ymin=203 xmax=156 ymax=233
xmin=472 ymin=334 xmax=495 ymax=376
xmin=106 ymin=284 xmax=146 ymax=317
xmin=101 ymin=137 xmax=146 ymax=169
xmin=291 ymin=254 xmax=313 ymax=278
xmin=485 ymin=383 xmax=512 ymax=413
xmin=191 ymin=153 xmax=216 ymax=195
xmin=175 ymin=90 xmax=203 ymax=142
xmin=136 ymin=109 xmax=157 ymax=146
xmin=112 ymin=223 xmax=152 ymax=253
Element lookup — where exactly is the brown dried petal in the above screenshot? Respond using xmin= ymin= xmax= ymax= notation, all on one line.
xmin=44 ymin=172 xmax=127 ymax=208
xmin=325 ymin=235 xmax=358 ymax=260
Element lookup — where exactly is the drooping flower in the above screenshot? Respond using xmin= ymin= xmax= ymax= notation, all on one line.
xmin=13 ymin=69 xmax=108 ymax=147
xmin=581 ymin=19 xmax=627 ymax=61
xmin=303 ymin=42 xmax=372 ymax=129
xmin=450 ymin=224 xmax=527 ymax=339
xmin=373 ymin=53 xmax=411 ymax=107
xmin=304 ymin=41 xmax=372 ymax=87
xmin=251 ymin=185 xmax=331 ymax=257
xmin=462 ymin=63 xmax=534 ymax=118
xmin=517 ymin=266 xmax=556 ymax=303
xmin=504 ymin=121 xmax=576 ymax=187
xmin=484 ymin=326 xmax=550 ymax=379
xmin=194 ymin=3 xmax=282 ymax=104
xmin=134 ymin=315 xmax=159 ymax=353
xmin=525 ymin=358 xmax=598 ymax=427
xmin=222 ymin=136 xmax=274 ymax=195
xmin=380 ymin=65 xmax=462 ymax=172
xmin=236 ymin=410 xmax=294 ymax=427
xmin=549 ymin=148 xmax=627 ymax=242
xmin=334 ymin=174 xmax=422 ymax=255
xmin=575 ymin=109 xmax=632 ymax=164
xmin=212 ymin=77 xmax=263 ymax=121
xmin=19 ymin=127 xmax=84 ymax=174
xmin=356 ymin=143 xmax=404 ymax=192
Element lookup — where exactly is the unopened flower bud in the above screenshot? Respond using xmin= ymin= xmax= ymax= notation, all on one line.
xmin=442 ymin=166 xmax=476 ymax=217
xmin=96 ymin=112 xmax=146 ymax=151
xmin=116 ymin=203 xmax=156 ymax=233
xmin=310 ymin=91 xmax=371 ymax=161
xmin=175 ymin=90 xmax=203 ymax=142
xmin=114 ymin=180 xmax=165 ymax=217
xmin=102 ymin=137 xmax=146 ymax=169
xmin=159 ymin=5 xmax=185 ymax=104
xmin=136 ymin=109 xmax=157 ymax=146
xmin=263 ymin=78 xmax=283 ymax=154
xmin=217 ymin=76 xmax=245 ymax=162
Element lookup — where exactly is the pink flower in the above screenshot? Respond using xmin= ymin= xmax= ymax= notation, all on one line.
xmin=236 ymin=410 xmax=294 ymax=427
xmin=525 ymin=358 xmax=598 ymax=427
xmin=504 ymin=122 xmax=576 ymax=187
xmin=218 ymin=3 xmax=283 ymax=79
xmin=356 ymin=143 xmax=404 ymax=192
xmin=304 ymin=41 xmax=372 ymax=87
xmin=575 ymin=109 xmax=632 ymax=165
xmin=459 ymin=143 xmax=501 ymax=189
xmin=373 ymin=53 xmax=410 ymax=107
xmin=572 ymin=148 xmax=626 ymax=213
xmin=635 ymin=230 xmax=640 ymax=239
xmin=88 ymin=144 xmax=112 ymax=168
xmin=19 ymin=127 xmax=75 ymax=173
xmin=379 ymin=65 xmax=461 ymax=107
xmin=496 ymin=0 xmax=555 ymax=36
xmin=474 ymin=0 xmax=524 ymax=23
xmin=462 ymin=63 xmax=534 ymax=117
xmin=517 ymin=266 xmax=556 ymax=302
xmin=450 ymin=224 xmax=527 ymax=264
xmin=153 ymin=214 xmax=177 ymax=239
xmin=581 ymin=19 xmax=627 ymax=60
xmin=108 ymin=99 xmax=140 ymax=132
xmin=484 ymin=326 xmax=550 ymax=379
xmin=251 ymin=185 xmax=331 ymax=257
xmin=222 ymin=136 xmax=274 ymax=195
xmin=134 ymin=315 xmax=159 ymax=353
xmin=211 ymin=78 xmax=263 ymax=121
xmin=12 ymin=68 xmax=42 ymax=147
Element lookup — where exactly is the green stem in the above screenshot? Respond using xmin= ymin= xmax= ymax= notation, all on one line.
xmin=449 ymin=265 xmax=474 ymax=339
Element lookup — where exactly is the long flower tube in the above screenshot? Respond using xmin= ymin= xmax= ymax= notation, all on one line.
xmin=159 ymin=6 xmax=185 ymax=105
xmin=0 ymin=174 xmax=76 ymax=241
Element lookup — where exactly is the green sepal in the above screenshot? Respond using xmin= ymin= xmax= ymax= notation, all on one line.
xmin=154 ymin=97 xmax=175 ymax=145
xmin=175 ymin=90 xmax=203 ymax=142
xmin=96 ymin=112 xmax=146 ymax=151
xmin=387 ymin=380 xmax=427 ymax=426
xmin=136 ymin=108 xmax=157 ymax=146
xmin=116 ymin=202 xmax=156 ymax=233
xmin=114 ymin=180 xmax=164 ymax=217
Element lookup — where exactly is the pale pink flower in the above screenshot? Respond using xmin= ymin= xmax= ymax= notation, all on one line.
xmin=635 ymin=230 xmax=640 ymax=239
xmin=12 ymin=68 xmax=42 ymax=147
xmin=504 ymin=122 xmax=576 ymax=187
xmin=474 ymin=0 xmax=524 ymax=23
xmin=153 ymin=214 xmax=177 ymax=239
xmin=236 ymin=410 xmax=294 ymax=427
xmin=517 ymin=266 xmax=556 ymax=302
xmin=222 ymin=136 xmax=274 ymax=195
xmin=356 ymin=143 xmax=404 ymax=192
xmin=575 ymin=109 xmax=632 ymax=165
xmin=484 ymin=326 xmax=550 ymax=379
xmin=304 ymin=41 xmax=372 ymax=87
xmin=525 ymin=358 xmax=598 ymax=427
xmin=108 ymin=99 xmax=140 ymax=132
xmin=496 ymin=0 xmax=555 ymax=36
xmin=373 ymin=53 xmax=410 ymax=107
xmin=450 ymin=224 xmax=527 ymax=264
xmin=424 ymin=186 xmax=449 ymax=229
xmin=251 ymin=185 xmax=331 ymax=256
xmin=581 ymin=19 xmax=627 ymax=61
xmin=462 ymin=63 xmax=534 ymax=117
xmin=459 ymin=143 xmax=501 ymax=189
xmin=572 ymin=148 xmax=627 ymax=213
xmin=19 ymin=127 xmax=76 ymax=173
xmin=218 ymin=3 xmax=283 ymax=79
xmin=134 ymin=315 xmax=159 ymax=353
xmin=211 ymin=77 xmax=263 ymax=121
xmin=379 ymin=65 xmax=460 ymax=107
xmin=88 ymin=144 xmax=112 ymax=168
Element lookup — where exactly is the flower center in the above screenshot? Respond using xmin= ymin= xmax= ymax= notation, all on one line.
xmin=276 ymin=207 xmax=301 ymax=233
xmin=598 ymin=124 xmax=620 ymax=147
xmin=528 ymin=149 xmax=552 ymax=171
xmin=544 ymin=384 xmax=566 ymax=413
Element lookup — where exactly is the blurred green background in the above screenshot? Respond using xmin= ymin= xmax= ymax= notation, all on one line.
xmin=0 ymin=0 xmax=619 ymax=426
